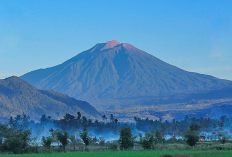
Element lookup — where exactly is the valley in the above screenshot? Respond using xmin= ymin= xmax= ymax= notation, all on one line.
xmin=100 ymin=98 xmax=232 ymax=122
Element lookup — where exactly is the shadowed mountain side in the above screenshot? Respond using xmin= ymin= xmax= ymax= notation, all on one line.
xmin=0 ymin=76 xmax=101 ymax=122
xmin=100 ymin=99 xmax=232 ymax=122
xmin=21 ymin=40 xmax=232 ymax=109
xmin=124 ymin=86 xmax=232 ymax=108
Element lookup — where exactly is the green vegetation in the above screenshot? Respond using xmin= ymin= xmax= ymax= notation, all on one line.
xmin=184 ymin=123 xmax=200 ymax=147
xmin=0 ymin=150 xmax=232 ymax=157
xmin=55 ymin=131 xmax=69 ymax=153
xmin=1 ymin=112 xmax=232 ymax=156
xmin=139 ymin=133 xmax=155 ymax=150
xmin=119 ymin=127 xmax=134 ymax=150
xmin=79 ymin=128 xmax=92 ymax=151
xmin=0 ymin=121 xmax=31 ymax=154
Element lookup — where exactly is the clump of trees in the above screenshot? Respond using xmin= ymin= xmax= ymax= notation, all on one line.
xmin=0 ymin=115 xmax=31 ymax=154
xmin=134 ymin=115 xmax=231 ymax=141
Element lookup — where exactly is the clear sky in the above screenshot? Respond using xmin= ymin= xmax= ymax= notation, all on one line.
xmin=1 ymin=0 xmax=232 ymax=80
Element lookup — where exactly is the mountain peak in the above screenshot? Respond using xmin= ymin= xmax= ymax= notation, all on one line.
xmin=101 ymin=39 xmax=121 ymax=50
xmin=2 ymin=76 xmax=27 ymax=84
xmin=21 ymin=40 xmax=232 ymax=110
xmin=0 ymin=76 xmax=101 ymax=121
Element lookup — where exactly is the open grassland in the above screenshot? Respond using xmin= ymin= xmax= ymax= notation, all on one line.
xmin=1 ymin=150 xmax=232 ymax=157
xmin=1 ymin=143 xmax=232 ymax=157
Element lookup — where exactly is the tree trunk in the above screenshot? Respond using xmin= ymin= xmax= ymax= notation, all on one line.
xmin=63 ymin=145 xmax=66 ymax=153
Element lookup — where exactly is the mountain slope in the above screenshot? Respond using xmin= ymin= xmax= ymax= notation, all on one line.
xmin=21 ymin=40 xmax=232 ymax=109
xmin=0 ymin=76 xmax=101 ymax=121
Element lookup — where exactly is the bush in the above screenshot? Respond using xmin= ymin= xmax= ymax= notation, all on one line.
xmin=4 ymin=137 xmax=21 ymax=154
xmin=139 ymin=133 xmax=155 ymax=150
xmin=2 ymin=129 xmax=31 ymax=154
xmin=219 ymin=135 xmax=227 ymax=144
xmin=215 ymin=146 xmax=225 ymax=150
xmin=160 ymin=154 xmax=173 ymax=157
xmin=184 ymin=130 xmax=199 ymax=147
xmin=109 ymin=142 xmax=118 ymax=151
xmin=41 ymin=136 xmax=52 ymax=149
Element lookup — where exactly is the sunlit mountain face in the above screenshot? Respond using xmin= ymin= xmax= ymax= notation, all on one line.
xmin=21 ymin=40 xmax=232 ymax=110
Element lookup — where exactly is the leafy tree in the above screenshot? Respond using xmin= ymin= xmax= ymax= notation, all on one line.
xmin=41 ymin=136 xmax=53 ymax=150
xmin=154 ymin=130 xmax=164 ymax=144
xmin=49 ymin=129 xmax=61 ymax=146
xmin=161 ymin=123 xmax=165 ymax=140
xmin=139 ymin=133 xmax=155 ymax=150
xmin=167 ymin=134 xmax=178 ymax=144
xmin=219 ymin=135 xmax=227 ymax=144
xmin=110 ymin=114 xmax=114 ymax=122
xmin=49 ymin=128 xmax=54 ymax=135
xmin=92 ymin=136 xmax=98 ymax=145
xmin=79 ymin=129 xmax=92 ymax=151
xmin=56 ymin=131 xmax=69 ymax=153
xmin=0 ymin=117 xmax=31 ymax=154
xmin=4 ymin=136 xmax=21 ymax=154
xmin=77 ymin=111 xmax=81 ymax=120
xmin=183 ymin=122 xmax=200 ymax=147
xmin=82 ymin=116 xmax=88 ymax=126
xmin=9 ymin=116 xmax=14 ymax=126
xmin=99 ymin=137 xmax=105 ymax=147
xmin=64 ymin=113 xmax=75 ymax=121
xmin=40 ymin=114 xmax=47 ymax=123
xmin=184 ymin=129 xmax=199 ymax=146
xmin=102 ymin=115 xmax=107 ymax=122
xmin=109 ymin=142 xmax=118 ymax=151
xmin=114 ymin=119 xmax=119 ymax=133
xmin=118 ymin=127 xmax=134 ymax=150
xmin=2 ymin=128 xmax=31 ymax=154
xmin=189 ymin=123 xmax=201 ymax=132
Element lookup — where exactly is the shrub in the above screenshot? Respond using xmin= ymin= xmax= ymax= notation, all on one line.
xmin=139 ymin=133 xmax=155 ymax=150
xmin=109 ymin=142 xmax=118 ymax=151
xmin=160 ymin=154 xmax=173 ymax=157
xmin=184 ymin=130 xmax=199 ymax=147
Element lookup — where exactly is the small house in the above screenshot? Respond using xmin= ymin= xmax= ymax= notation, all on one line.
xmin=199 ymin=136 xmax=205 ymax=141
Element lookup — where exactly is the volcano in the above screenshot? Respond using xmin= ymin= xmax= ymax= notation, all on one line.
xmin=21 ymin=40 xmax=231 ymax=109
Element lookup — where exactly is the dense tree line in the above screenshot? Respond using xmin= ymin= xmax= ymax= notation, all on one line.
xmin=0 ymin=112 xmax=231 ymax=154
xmin=134 ymin=115 xmax=232 ymax=140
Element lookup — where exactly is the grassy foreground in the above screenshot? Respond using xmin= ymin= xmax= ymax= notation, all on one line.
xmin=1 ymin=150 xmax=232 ymax=157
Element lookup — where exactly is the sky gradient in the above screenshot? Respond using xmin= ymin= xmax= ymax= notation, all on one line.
xmin=1 ymin=0 xmax=232 ymax=80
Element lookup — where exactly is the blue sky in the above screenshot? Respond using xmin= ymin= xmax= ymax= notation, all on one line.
xmin=1 ymin=0 xmax=232 ymax=80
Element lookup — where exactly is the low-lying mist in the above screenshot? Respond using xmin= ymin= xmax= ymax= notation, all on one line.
xmin=5 ymin=113 xmax=232 ymax=146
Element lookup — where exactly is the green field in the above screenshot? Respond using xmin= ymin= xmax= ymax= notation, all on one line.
xmin=1 ymin=150 xmax=232 ymax=157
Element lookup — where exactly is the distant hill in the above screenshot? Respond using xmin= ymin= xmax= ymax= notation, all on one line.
xmin=0 ymin=76 xmax=101 ymax=122
xmin=100 ymin=87 xmax=232 ymax=121
xmin=21 ymin=40 xmax=232 ymax=109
